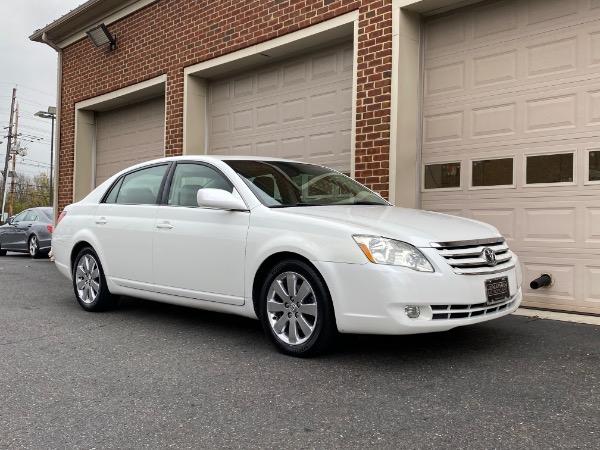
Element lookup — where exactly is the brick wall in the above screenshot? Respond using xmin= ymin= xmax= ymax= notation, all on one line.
xmin=59 ymin=0 xmax=392 ymax=212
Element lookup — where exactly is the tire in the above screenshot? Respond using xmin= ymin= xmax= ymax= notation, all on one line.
xmin=258 ymin=259 xmax=336 ymax=357
xmin=0 ymin=244 xmax=6 ymax=256
xmin=29 ymin=235 xmax=41 ymax=259
xmin=72 ymin=247 xmax=118 ymax=312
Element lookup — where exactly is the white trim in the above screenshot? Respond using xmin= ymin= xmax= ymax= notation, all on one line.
xmin=56 ymin=0 xmax=159 ymax=49
xmin=523 ymin=149 xmax=577 ymax=188
xmin=184 ymin=11 xmax=358 ymax=78
xmin=350 ymin=18 xmax=359 ymax=180
xmin=75 ymin=74 xmax=167 ymax=110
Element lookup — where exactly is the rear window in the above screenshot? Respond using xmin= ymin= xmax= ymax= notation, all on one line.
xmin=41 ymin=208 xmax=53 ymax=220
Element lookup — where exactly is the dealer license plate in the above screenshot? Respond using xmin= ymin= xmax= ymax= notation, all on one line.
xmin=485 ymin=276 xmax=510 ymax=305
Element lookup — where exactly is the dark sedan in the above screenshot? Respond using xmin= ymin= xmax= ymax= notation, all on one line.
xmin=0 ymin=207 xmax=53 ymax=258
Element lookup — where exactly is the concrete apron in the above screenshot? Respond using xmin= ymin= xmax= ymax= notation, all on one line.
xmin=514 ymin=308 xmax=600 ymax=326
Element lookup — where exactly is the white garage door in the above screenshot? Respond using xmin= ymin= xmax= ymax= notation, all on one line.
xmin=208 ymin=42 xmax=353 ymax=173
xmin=95 ymin=96 xmax=165 ymax=186
xmin=421 ymin=0 xmax=600 ymax=314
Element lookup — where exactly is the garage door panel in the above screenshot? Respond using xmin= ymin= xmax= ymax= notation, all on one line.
xmin=209 ymin=42 xmax=352 ymax=172
xmin=95 ymin=96 xmax=165 ymax=186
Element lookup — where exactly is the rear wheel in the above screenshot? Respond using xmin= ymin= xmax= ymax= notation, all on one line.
xmin=72 ymin=247 xmax=118 ymax=312
xmin=29 ymin=235 xmax=41 ymax=258
xmin=259 ymin=260 xmax=336 ymax=357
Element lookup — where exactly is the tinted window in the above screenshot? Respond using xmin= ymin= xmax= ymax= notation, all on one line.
xmin=110 ymin=165 xmax=168 ymax=205
xmin=41 ymin=208 xmax=53 ymax=220
xmin=168 ymin=163 xmax=232 ymax=207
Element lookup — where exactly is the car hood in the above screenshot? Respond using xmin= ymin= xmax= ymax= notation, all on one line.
xmin=276 ymin=205 xmax=501 ymax=247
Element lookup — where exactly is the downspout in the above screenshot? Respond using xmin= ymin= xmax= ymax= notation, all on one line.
xmin=42 ymin=32 xmax=62 ymax=225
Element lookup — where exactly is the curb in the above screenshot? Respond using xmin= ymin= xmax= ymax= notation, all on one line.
xmin=514 ymin=308 xmax=600 ymax=326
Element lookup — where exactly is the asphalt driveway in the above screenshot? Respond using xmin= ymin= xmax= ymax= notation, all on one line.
xmin=0 ymin=253 xmax=598 ymax=449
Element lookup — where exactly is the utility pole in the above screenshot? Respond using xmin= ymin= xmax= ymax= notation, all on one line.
xmin=1 ymin=87 xmax=16 ymax=223
xmin=8 ymin=103 xmax=19 ymax=217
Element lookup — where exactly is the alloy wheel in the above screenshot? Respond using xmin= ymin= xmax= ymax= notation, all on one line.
xmin=266 ymin=271 xmax=318 ymax=345
xmin=75 ymin=254 xmax=101 ymax=304
xmin=29 ymin=236 xmax=38 ymax=257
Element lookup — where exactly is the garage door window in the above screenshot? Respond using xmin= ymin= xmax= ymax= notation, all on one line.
xmin=424 ymin=162 xmax=461 ymax=190
xmin=525 ymin=153 xmax=574 ymax=185
xmin=472 ymin=158 xmax=514 ymax=188
xmin=588 ymin=150 xmax=600 ymax=182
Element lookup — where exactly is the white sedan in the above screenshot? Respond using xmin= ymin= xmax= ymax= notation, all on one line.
xmin=52 ymin=156 xmax=522 ymax=356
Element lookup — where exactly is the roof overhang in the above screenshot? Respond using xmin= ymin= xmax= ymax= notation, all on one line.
xmin=29 ymin=0 xmax=158 ymax=49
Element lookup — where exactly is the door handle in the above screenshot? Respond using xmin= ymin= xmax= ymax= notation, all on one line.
xmin=156 ymin=222 xmax=173 ymax=230
xmin=95 ymin=217 xmax=108 ymax=225
xmin=27 ymin=224 xmax=32 ymax=228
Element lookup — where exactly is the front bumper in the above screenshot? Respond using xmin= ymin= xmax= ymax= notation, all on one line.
xmin=313 ymin=252 xmax=522 ymax=335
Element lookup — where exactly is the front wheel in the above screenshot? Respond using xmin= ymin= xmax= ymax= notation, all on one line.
xmin=29 ymin=235 xmax=41 ymax=258
xmin=258 ymin=260 xmax=336 ymax=357
xmin=72 ymin=247 xmax=118 ymax=312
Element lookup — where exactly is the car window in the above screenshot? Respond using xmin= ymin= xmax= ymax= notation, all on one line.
xmin=225 ymin=160 xmax=388 ymax=207
xmin=24 ymin=211 xmax=38 ymax=222
xmin=12 ymin=211 xmax=28 ymax=223
xmin=167 ymin=163 xmax=233 ymax=207
xmin=41 ymin=208 xmax=53 ymax=220
xmin=108 ymin=165 xmax=168 ymax=205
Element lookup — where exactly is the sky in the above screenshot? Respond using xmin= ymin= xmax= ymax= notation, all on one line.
xmin=0 ymin=0 xmax=84 ymax=181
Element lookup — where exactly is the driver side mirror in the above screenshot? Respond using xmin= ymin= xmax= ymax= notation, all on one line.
xmin=197 ymin=188 xmax=248 ymax=211
xmin=6 ymin=217 xmax=13 ymax=225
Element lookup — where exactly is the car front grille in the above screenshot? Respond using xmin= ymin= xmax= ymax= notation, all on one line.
xmin=430 ymin=298 xmax=516 ymax=320
xmin=431 ymin=237 xmax=514 ymax=275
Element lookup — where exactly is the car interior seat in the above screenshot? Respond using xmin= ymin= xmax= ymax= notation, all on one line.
xmin=179 ymin=184 xmax=203 ymax=207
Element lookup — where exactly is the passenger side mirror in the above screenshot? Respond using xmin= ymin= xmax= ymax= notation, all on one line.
xmin=196 ymin=188 xmax=248 ymax=211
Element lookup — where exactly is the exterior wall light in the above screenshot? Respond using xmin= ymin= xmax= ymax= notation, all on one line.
xmin=86 ymin=23 xmax=116 ymax=50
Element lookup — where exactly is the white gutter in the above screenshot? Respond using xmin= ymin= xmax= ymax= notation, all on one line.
xmin=42 ymin=32 xmax=62 ymax=224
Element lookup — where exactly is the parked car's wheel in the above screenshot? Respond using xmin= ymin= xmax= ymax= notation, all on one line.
xmin=259 ymin=259 xmax=336 ymax=357
xmin=72 ymin=247 xmax=118 ymax=312
xmin=29 ymin=235 xmax=41 ymax=258
xmin=0 ymin=244 xmax=6 ymax=256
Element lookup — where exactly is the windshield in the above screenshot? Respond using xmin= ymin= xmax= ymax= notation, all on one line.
xmin=225 ymin=160 xmax=389 ymax=207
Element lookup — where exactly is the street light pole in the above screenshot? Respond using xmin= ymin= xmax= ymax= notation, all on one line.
xmin=34 ymin=107 xmax=56 ymax=206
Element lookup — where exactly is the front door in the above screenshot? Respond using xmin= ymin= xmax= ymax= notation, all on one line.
xmin=153 ymin=162 xmax=249 ymax=305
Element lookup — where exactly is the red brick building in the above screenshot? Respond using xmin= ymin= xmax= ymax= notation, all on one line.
xmin=32 ymin=0 xmax=600 ymax=315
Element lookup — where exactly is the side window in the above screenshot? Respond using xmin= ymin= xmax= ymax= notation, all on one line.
xmin=168 ymin=163 xmax=233 ymax=207
xmin=113 ymin=165 xmax=168 ymax=205
xmin=24 ymin=211 xmax=38 ymax=222
xmin=104 ymin=177 xmax=124 ymax=204
xmin=12 ymin=211 xmax=28 ymax=223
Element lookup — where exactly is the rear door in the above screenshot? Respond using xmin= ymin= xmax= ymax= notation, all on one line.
xmin=93 ymin=163 xmax=169 ymax=291
xmin=152 ymin=162 xmax=249 ymax=305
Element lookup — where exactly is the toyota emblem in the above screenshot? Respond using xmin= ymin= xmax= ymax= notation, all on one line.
xmin=483 ymin=247 xmax=497 ymax=266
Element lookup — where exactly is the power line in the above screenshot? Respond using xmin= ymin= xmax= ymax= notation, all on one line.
xmin=0 ymin=82 xmax=54 ymax=98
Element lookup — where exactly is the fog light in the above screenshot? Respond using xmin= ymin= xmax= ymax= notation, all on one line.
xmin=404 ymin=305 xmax=420 ymax=319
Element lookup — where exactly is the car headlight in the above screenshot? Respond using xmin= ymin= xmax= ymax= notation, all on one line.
xmin=353 ymin=235 xmax=434 ymax=272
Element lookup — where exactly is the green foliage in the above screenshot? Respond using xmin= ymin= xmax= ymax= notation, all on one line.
xmin=0 ymin=172 xmax=51 ymax=220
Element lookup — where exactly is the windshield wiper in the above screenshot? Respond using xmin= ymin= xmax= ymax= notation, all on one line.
xmin=270 ymin=202 xmax=324 ymax=208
